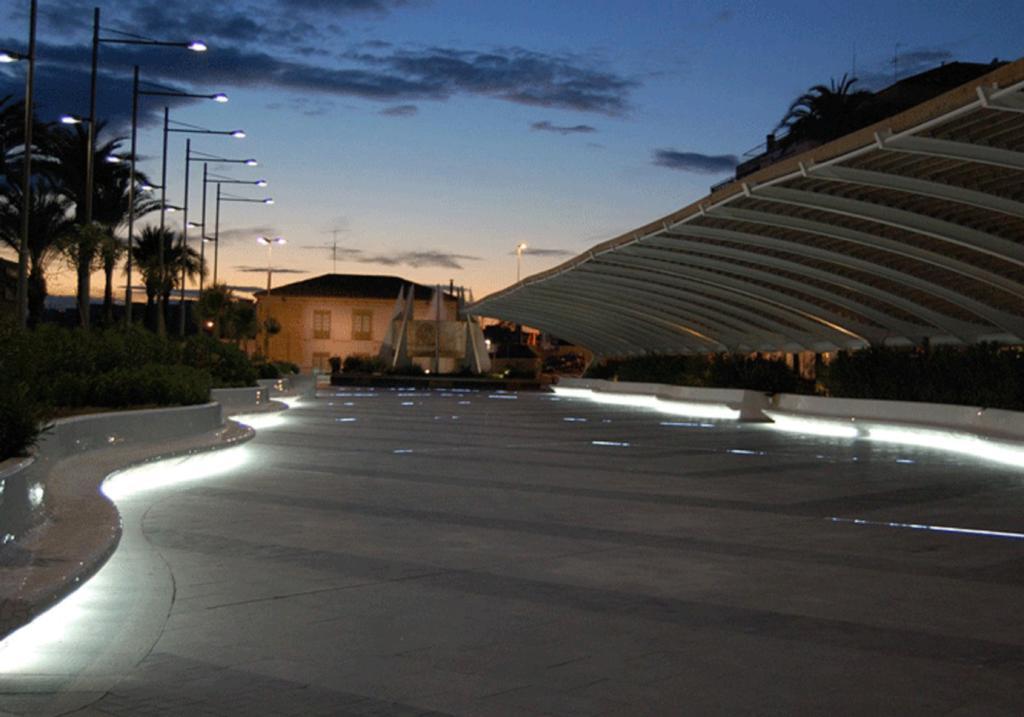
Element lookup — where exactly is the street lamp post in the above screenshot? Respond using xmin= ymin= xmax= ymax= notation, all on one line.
xmin=213 ymin=192 xmax=274 ymax=285
xmin=80 ymin=8 xmax=206 ymax=328
xmin=187 ymin=154 xmax=258 ymax=292
xmin=256 ymin=235 xmax=285 ymax=358
xmin=1 ymin=0 xmax=36 ymax=328
xmin=123 ymin=71 xmax=227 ymax=326
xmin=151 ymin=115 xmax=241 ymax=336
xmin=516 ymin=242 xmax=528 ymax=282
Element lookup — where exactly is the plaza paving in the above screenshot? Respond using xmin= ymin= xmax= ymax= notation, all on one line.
xmin=2 ymin=386 xmax=1024 ymax=715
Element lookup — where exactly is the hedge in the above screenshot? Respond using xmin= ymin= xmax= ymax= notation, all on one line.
xmin=0 ymin=322 xmax=259 ymax=459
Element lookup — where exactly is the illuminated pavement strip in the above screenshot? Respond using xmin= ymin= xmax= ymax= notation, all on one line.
xmin=2 ymin=388 xmax=1024 ymax=715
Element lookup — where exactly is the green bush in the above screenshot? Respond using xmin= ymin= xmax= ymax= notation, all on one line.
xmin=181 ymin=335 xmax=257 ymax=388
xmin=821 ymin=344 xmax=1024 ymax=409
xmin=0 ymin=382 xmax=50 ymax=459
xmin=705 ymin=355 xmax=810 ymax=394
xmin=256 ymin=362 xmax=282 ymax=380
xmin=616 ymin=354 xmax=704 ymax=385
xmin=274 ymin=361 xmax=300 ymax=375
xmin=387 ymin=362 xmax=424 ymax=376
xmin=343 ymin=354 xmax=388 ymax=374
xmin=582 ymin=352 xmax=809 ymax=393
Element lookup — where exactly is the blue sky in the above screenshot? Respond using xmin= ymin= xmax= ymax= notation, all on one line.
xmin=2 ymin=0 xmax=1022 ymax=300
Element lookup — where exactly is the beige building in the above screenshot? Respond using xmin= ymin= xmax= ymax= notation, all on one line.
xmin=254 ymin=274 xmax=459 ymax=372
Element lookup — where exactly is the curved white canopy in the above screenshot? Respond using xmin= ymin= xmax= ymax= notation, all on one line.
xmin=469 ymin=59 xmax=1024 ymax=357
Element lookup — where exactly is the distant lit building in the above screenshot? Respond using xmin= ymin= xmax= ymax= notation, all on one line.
xmin=253 ymin=274 xmax=459 ymax=372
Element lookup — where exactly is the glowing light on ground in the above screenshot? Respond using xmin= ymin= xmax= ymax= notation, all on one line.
xmin=550 ymin=387 xmax=740 ymax=420
xmin=827 ymin=516 xmax=1024 ymax=541
xmin=765 ymin=413 xmax=1024 ymax=468
xmin=866 ymin=426 xmax=1024 ymax=468
xmin=232 ymin=412 xmax=287 ymax=430
xmin=764 ymin=412 xmax=860 ymax=439
xmin=272 ymin=395 xmax=302 ymax=408
xmin=102 ymin=447 xmax=250 ymax=500
xmin=0 ymin=566 xmax=113 ymax=674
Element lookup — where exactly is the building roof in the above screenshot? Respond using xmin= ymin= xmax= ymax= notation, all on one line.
xmin=256 ymin=274 xmax=455 ymax=301
xmin=468 ymin=57 xmax=1024 ymax=357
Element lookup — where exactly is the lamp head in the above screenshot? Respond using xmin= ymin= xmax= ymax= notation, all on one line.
xmin=187 ymin=41 xmax=208 ymax=52
xmin=255 ymin=180 xmax=268 ymax=187
xmin=231 ymin=130 xmax=246 ymax=139
xmin=60 ymin=115 xmax=83 ymax=125
xmin=263 ymin=198 xmax=274 ymax=205
xmin=212 ymin=93 xmax=229 ymax=103
xmin=244 ymin=159 xmax=258 ymax=166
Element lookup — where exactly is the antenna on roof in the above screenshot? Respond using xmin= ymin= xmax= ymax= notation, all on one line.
xmin=322 ymin=227 xmax=345 ymax=273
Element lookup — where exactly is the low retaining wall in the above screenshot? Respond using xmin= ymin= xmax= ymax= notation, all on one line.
xmin=555 ymin=377 xmax=770 ymax=421
xmin=0 ymin=402 xmax=251 ymax=640
xmin=555 ymin=378 xmax=1024 ymax=458
xmin=211 ymin=386 xmax=270 ymax=412
xmin=768 ymin=393 xmax=1024 ymax=443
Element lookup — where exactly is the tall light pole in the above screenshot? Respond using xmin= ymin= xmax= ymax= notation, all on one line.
xmin=256 ymin=235 xmax=285 ymax=358
xmin=187 ymin=153 xmax=258 ymax=292
xmin=80 ymin=8 xmax=206 ymax=328
xmin=215 ymin=192 xmax=274 ymax=285
xmin=1 ymin=0 xmax=36 ymax=328
xmin=155 ymin=116 xmax=242 ymax=336
xmin=176 ymin=154 xmax=263 ymax=335
xmin=124 ymin=77 xmax=228 ymax=326
xmin=516 ymin=242 xmax=528 ymax=283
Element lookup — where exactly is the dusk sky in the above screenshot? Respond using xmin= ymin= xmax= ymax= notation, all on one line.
xmin=2 ymin=0 xmax=1022 ymax=303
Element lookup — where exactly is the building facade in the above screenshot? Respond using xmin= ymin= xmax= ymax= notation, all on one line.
xmin=254 ymin=274 xmax=459 ymax=372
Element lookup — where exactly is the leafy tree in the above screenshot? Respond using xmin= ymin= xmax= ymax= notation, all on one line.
xmin=131 ymin=226 xmax=203 ymax=333
xmin=196 ymin=283 xmax=234 ymax=338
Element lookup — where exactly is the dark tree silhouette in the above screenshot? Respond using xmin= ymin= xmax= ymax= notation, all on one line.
xmin=775 ymin=74 xmax=876 ymax=148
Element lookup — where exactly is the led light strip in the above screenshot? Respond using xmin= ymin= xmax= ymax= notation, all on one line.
xmin=551 ymin=386 xmax=741 ymax=420
xmin=828 ymin=516 xmax=1024 ymax=541
xmin=765 ymin=412 xmax=1024 ymax=468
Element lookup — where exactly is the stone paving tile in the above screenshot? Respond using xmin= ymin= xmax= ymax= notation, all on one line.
xmin=3 ymin=390 xmax=1024 ymax=716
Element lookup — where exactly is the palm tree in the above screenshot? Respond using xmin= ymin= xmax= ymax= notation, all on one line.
xmin=0 ymin=186 xmax=75 ymax=325
xmin=39 ymin=121 xmax=130 ymax=328
xmin=92 ymin=162 xmax=159 ymax=324
xmin=775 ymin=74 xmax=876 ymax=149
xmin=132 ymin=226 xmax=203 ymax=332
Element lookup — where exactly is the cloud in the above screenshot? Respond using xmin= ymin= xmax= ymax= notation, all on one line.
xmin=364 ymin=250 xmax=480 ymax=269
xmin=3 ymin=0 xmax=638 ymax=128
xmin=855 ymin=46 xmax=955 ymax=90
xmin=215 ymin=226 xmax=280 ymax=244
xmin=297 ymin=245 xmax=479 ymax=269
xmin=652 ymin=149 xmax=738 ymax=175
xmin=509 ymin=247 xmax=574 ymax=257
xmin=530 ymin=120 xmax=597 ymax=135
xmin=380 ymin=104 xmax=418 ymax=116
xmin=235 ymin=266 xmax=309 ymax=274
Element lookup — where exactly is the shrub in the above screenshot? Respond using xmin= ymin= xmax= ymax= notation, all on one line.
xmin=181 ymin=335 xmax=257 ymax=387
xmin=256 ymin=362 xmax=282 ymax=380
xmin=821 ymin=344 xmax=1024 ymax=409
xmin=388 ymin=362 xmax=424 ymax=376
xmin=342 ymin=354 xmax=388 ymax=374
xmin=0 ymin=382 xmax=50 ymax=459
xmin=705 ymin=355 xmax=810 ymax=394
xmin=274 ymin=361 xmax=300 ymax=375
xmin=87 ymin=365 xmax=212 ymax=407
